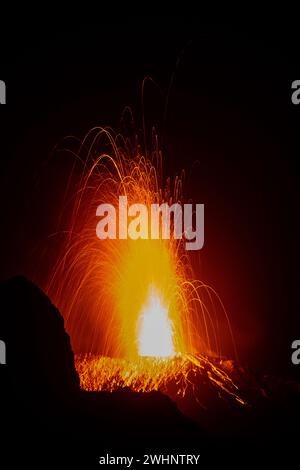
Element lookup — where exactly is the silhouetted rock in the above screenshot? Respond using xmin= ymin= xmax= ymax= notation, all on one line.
xmin=0 ymin=276 xmax=80 ymax=399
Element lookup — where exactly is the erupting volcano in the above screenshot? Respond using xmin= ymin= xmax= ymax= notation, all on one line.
xmin=45 ymin=123 xmax=244 ymax=409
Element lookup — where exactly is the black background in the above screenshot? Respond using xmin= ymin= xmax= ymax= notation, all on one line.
xmin=0 ymin=19 xmax=299 ymax=379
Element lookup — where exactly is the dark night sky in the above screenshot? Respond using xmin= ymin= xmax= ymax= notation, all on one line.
xmin=0 ymin=20 xmax=300 ymax=377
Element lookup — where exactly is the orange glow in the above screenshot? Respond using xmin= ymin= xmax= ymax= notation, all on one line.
xmin=113 ymin=237 xmax=184 ymax=359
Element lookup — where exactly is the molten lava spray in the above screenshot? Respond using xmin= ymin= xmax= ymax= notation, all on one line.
xmin=138 ymin=284 xmax=175 ymax=358
xmin=46 ymin=124 xmax=244 ymax=405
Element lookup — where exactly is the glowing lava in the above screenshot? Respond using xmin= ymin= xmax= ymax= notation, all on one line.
xmin=137 ymin=285 xmax=175 ymax=358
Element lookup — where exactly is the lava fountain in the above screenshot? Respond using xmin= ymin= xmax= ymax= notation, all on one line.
xmin=138 ymin=284 xmax=175 ymax=358
xmin=46 ymin=124 xmax=244 ymax=406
